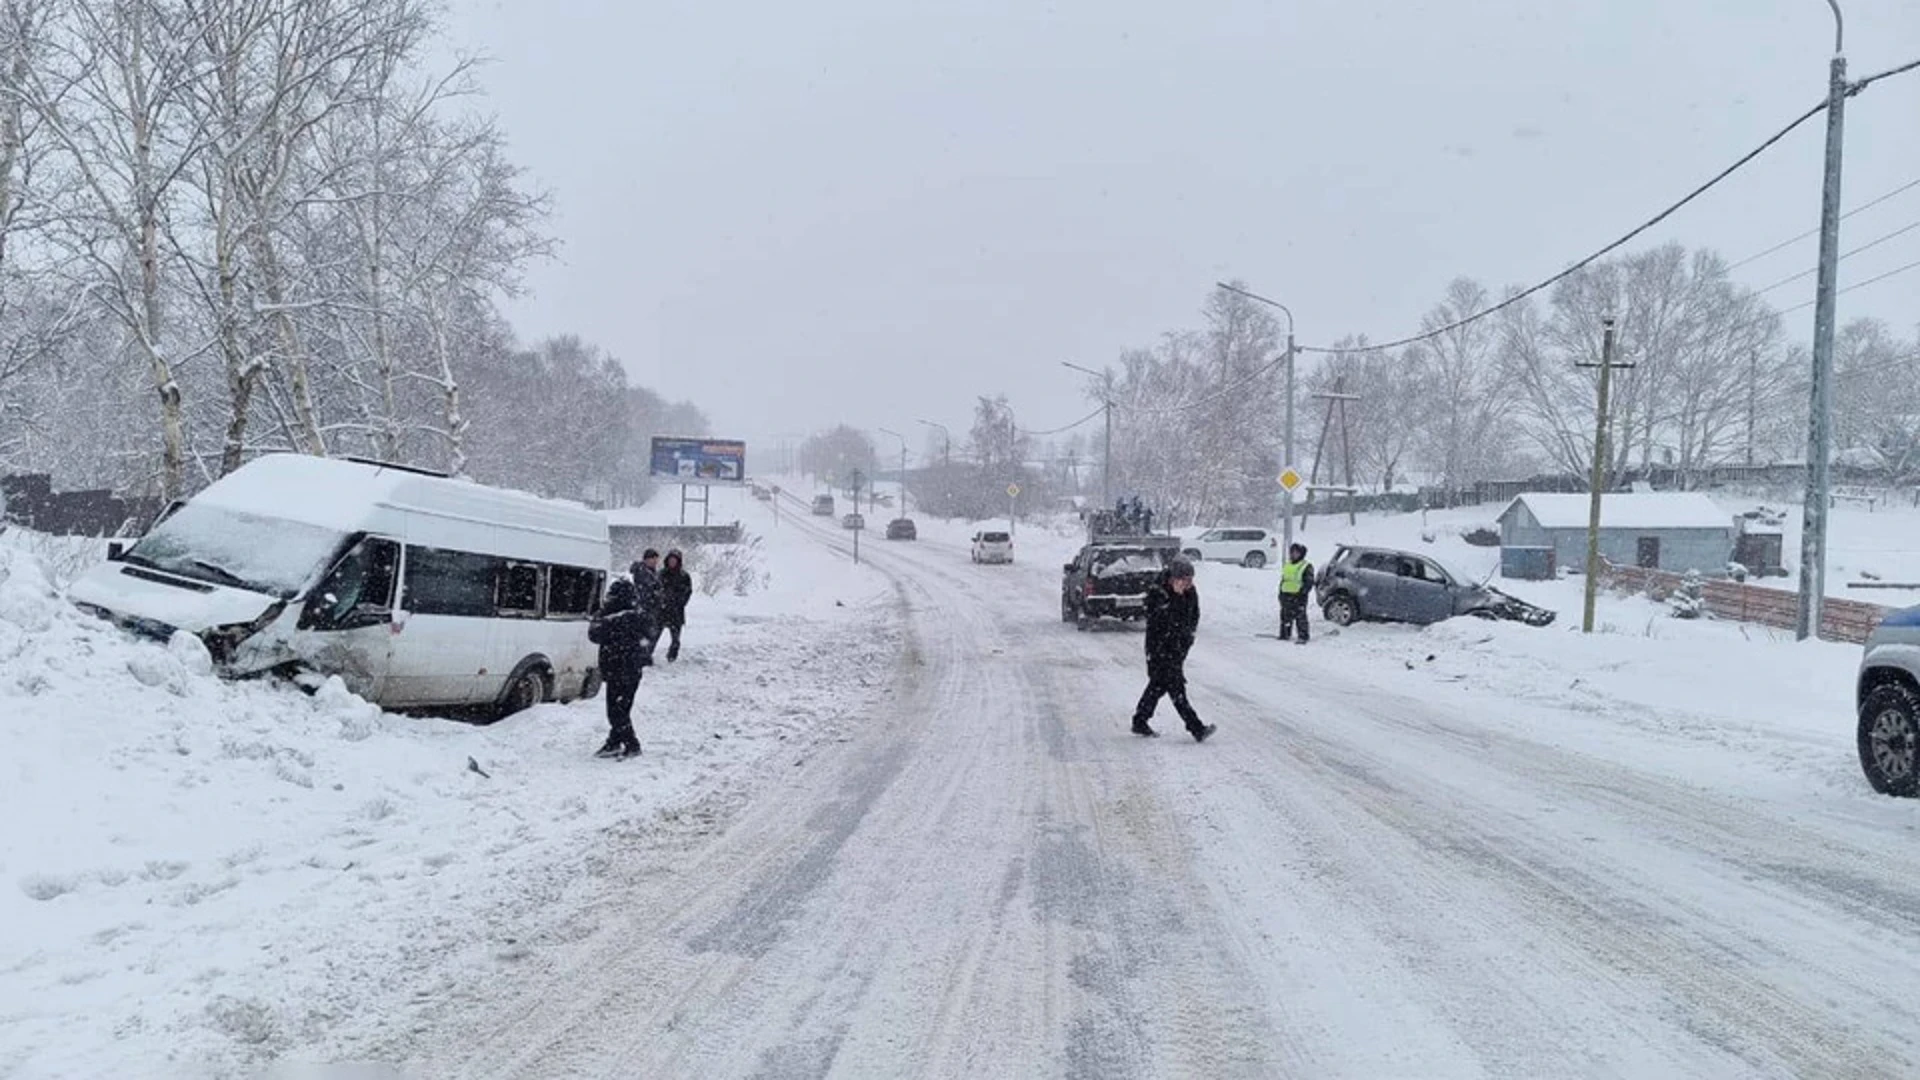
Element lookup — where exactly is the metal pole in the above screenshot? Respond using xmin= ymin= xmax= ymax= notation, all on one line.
xmin=1103 ymin=393 xmax=1113 ymax=507
xmin=1798 ymin=36 xmax=1848 ymax=641
xmin=1583 ymin=317 xmax=1618 ymax=634
xmin=1283 ymin=331 xmax=1296 ymax=555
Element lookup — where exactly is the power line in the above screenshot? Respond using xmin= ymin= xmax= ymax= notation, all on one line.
xmin=1117 ymin=350 xmax=1293 ymax=418
xmin=1018 ymin=404 xmax=1107 ymax=437
xmin=1753 ymin=218 xmax=1920 ymax=295
xmin=1274 ymin=52 xmax=1920 ymax=357
xmin=1287 ymin=95 xmax=1832 ymax=355
xmin=1727 ymin=175 xmax=1920 ymax=271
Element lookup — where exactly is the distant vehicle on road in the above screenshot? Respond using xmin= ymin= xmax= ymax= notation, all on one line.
xmin=751 ymin=484 xmax=772 ymax=501
xmin=971 ymin=531 xmax=1013 ymax=564
xmin=842 ymin=513 xmax=865 ymax=531
xmin=1314 ymin=545 xmax=1554 ymax=628
xmin=1857 ymin=611 xmax=1920 ymax=796
xmin=885 ymin=518 xmax=917 ymax=541
xmin=1182 ymin=527 xmax=1279 ymax=568
xmin=1061 ymin=538 xmax=1180 ymax=629
xmin=811 ymin=494 xmax=835 ymax=516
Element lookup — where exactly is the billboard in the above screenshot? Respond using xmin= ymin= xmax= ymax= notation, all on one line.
xmin=650 ymin=436 xmax=747 ymax=484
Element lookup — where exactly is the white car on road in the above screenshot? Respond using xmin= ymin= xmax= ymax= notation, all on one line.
xmin=1181 ymin=526 xmax=1279 ymax=568
xmin=971 ymin=530 xmax=1013 ymax=564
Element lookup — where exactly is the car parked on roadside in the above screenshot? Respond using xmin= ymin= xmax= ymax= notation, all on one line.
xmin=885 ymin=518 xmax=917 ymax=540
xmin=1856 ymin=609 xmax=1920 ymax=796
xmin=811 ymin=494 xmax=835 ymax=516
xmin=1181 ymin=526 xmax=1279 ymax=568
xmin=842 ymin=513 xmax=865 ymax=531
xmin=1314 ymin=544 xmax=1554 ymax=628
xmin=1062 ymin=538 xmax=1180 ymax=629
xmin=971 ymin=530 xmax=1013 ymax=564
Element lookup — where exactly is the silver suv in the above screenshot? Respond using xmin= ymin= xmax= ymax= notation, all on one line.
xmin=1857 ymin=609 xmax=1920 ymax=795
xmin=1314 ymin=544 xmax=1557 ymax=628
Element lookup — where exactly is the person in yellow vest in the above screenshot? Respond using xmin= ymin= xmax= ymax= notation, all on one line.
xmin=1278 ymin=543 xmax=1316 ymax=644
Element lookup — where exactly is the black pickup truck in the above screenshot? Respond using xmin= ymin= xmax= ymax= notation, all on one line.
xmin=1061 ymin=537 xmax=1180 ymax=630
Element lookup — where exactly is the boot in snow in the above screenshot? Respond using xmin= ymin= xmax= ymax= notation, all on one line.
xmin=594 ymin=737 xmax=623 ymax=759
xmin=1192 ymin=724 xmax=1218 ymax=743
xmin=1131 ymin=723 xmax=1159 ymax=738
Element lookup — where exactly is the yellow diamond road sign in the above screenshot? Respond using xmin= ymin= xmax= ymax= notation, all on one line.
xmin=1007 ymin=483 xmax=1022 ymax=498
xmin=1279 ymin=468 xmax=1303 ymax=493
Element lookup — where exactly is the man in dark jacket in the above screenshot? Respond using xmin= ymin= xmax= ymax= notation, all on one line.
xmin=1278 ymin=543 xmax=1316 ymax=644
xmin=631 ymin=548 xmax=665 ymax=662
xmin=588 ymin=575 xmax=655 ymax=759
xmin=1133 ymin=558 xmax=1215 ymax=742
xmin=659 ymin=549 xmax=694 ymax=662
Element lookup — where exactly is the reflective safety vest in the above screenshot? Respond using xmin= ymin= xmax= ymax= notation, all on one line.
xmin=1280 ymin=559 xmax=1309 ymax=595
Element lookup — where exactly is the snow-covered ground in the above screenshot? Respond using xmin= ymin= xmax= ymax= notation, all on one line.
xmin=0 ymin=500 xmax=897 ymax=1079
xmin=7 ymin=488 xmax=1918 ymax=1077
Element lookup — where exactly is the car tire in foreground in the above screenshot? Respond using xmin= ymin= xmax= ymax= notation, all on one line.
xmin=1860 ymin=682 xmax=1920 ymax=796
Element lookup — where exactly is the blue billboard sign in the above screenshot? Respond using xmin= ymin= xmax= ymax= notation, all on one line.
xmin=650 ymin=436 xmax=747 ymax=484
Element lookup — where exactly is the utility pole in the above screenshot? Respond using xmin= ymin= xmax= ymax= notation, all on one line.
xmin=1211 ymin=283 xmax=1297 ymax=554
xmin=918 ymin=419 xmax=951 ymax=520
xmin=1799 ymin=0 xmax=1849 ymax=641
xmin=879 ymin=428 xmax=908 ymax=515
xmin=850 ymin=468 xmax=863 ymax=564
xmin=1746 ymin=347 xmax=1758 ymax=468
xmin=1580 ymin=316 xmax=1633 ymax=633
xmin=1062 ymin=361 xmax=1115 ymax=507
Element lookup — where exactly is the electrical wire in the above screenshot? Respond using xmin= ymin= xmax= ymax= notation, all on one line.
xmin=1752 ymin=218 xmax=1920 ymax=295
xmin=1727 ymin=175 xmax=1920 ymax=271
xmin=1018 ymin=404 xmax=1107 ymax=438
xmin=1116 ymin=350 xmax=1294 ymax=418
xmin=1271 ymin=54 xmax=1920 ymax=357
xmin=1289 ymin=95 xmax=1832 ymax=355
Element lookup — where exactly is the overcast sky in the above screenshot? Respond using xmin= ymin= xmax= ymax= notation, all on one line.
xmin=441 ymin=0 xmax=1920 ymax=468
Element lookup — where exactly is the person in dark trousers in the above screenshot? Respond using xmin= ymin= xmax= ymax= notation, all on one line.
xmin=587 ymin=575 xmax=655 ymax=759
xmin=1133 ymin=558 xmax=1215 ymax=742
xmin=660 ymin=549 xmax=694 ymax=662
xmin=1278 ymin=543 xmax=1316 ymax=644
xmin=631 ymin=548 xmax=665 ymax=663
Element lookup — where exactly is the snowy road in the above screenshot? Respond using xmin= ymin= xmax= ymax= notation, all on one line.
xmin=361 ymin=508 xmax=1920 ymax=1079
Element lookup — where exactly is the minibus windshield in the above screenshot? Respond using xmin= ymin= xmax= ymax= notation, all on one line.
xmin=124 ymin=505 xmax=346 ymax=599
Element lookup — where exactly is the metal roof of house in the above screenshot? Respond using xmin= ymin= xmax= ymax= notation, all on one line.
xmin=1498 ymin=492 xmax=1731 ymax=531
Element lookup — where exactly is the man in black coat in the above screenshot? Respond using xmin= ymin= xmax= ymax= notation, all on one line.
xmin=631 ymin=548 xmax=665 ymax=663
xmin=1133 ymin=557 xmax=1215 ymax=742
xmin=588 ymin=575 xmax=655 ymax=759
xmin=659 ymin=549 xmax=694 ymax=662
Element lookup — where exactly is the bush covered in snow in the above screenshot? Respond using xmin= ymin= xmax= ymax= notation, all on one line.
xmin=689 ymin=536 xmax=766 ymax=597
xmin=1670 ymin=570 xmax=1706 ymax=619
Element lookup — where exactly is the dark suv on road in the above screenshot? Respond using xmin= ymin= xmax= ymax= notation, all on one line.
xmin=1062 ymin=538 xmax=1180 ymax=630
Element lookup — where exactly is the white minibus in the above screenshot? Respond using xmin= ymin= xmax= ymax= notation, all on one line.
xmin=68 ymin=454 xmax=610 ymax=716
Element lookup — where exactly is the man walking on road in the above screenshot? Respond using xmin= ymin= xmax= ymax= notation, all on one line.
xmin=1133 ymin=557 xmax=1215 ymax=742
xmin=1279 ymin=543 xmax=1315 ymax=644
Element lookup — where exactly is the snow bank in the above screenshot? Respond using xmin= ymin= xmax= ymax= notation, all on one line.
xmin=0 ymin=528 xmax=898 ymax=1077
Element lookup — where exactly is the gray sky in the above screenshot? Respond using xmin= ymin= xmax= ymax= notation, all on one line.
xmin=442 ymin=0 xmax=1920 ymax=467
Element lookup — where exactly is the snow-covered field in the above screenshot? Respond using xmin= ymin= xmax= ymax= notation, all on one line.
xmin=0 ymin=498 xmax=897 ymax=1079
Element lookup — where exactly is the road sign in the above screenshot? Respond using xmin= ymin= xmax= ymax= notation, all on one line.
xmin=1007 ymin=483 xmax=1022 ymax=498
xmin=1278 ymin=468 xmax=1303 ymax=493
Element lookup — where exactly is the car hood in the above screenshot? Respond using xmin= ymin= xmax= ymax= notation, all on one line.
xmin=68 ymin=561 xmax=281 ymax=635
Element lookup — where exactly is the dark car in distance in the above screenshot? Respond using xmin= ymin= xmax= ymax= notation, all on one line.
xmin=886 ymin=518 xmax=917 ymax=540
xmin=1062 ymin=537 xmax=1181 ymax=630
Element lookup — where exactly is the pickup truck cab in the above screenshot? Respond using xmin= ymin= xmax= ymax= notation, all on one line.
xmin=1062 ymin=538 xmax=1179 ymax=630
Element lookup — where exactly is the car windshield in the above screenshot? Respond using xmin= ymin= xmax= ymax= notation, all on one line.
xmin=124 ymin=504 xmax=346 ymax=599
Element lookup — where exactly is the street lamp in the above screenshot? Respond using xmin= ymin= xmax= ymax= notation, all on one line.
xmin=1215 ymin=282 xmax=1297 ymax=556
xmin=1062 ymin=361 xmax=1114 ymax=507
xmin=878 ymin=427 xmax=909 ymax=514
xmin=917 ymin=419 xmax=951 ymax=519
xmin=1799 ymin=0 xmax=1848 ymax=641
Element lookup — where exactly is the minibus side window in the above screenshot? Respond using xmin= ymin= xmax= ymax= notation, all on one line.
xmin=301 ymin=537 xmax=399 ymax=631
xmin=546 ymin=566 xmax=597 ymax=620
xmin=403 ymin=546 xmax=497 ymax=617
xmin=496 ymin=562 xmax=544 ymax=619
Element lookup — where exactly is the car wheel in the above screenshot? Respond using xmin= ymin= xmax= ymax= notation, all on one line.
xmin=1243 ymin=551 xmax=1267 ymax=569
xmin=1860 ymin=683 xmax=1920 ymax=796
xmin=497 ymin=666 xmax=548 ymax=720
xmin=1075 ymin=608 xmax=1091 ymax=631
xmin=1324 ymin=593 xmax=1358 ymax=627
xmin=1062 ymin=596 xmax=1077 ymax=623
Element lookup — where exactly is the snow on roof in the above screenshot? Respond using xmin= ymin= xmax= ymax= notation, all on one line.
xmin=1500 ymin=492 xmax=1731 ymax=531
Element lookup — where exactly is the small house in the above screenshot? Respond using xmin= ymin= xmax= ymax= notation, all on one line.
xmin=1497 ymin=492 xmax=1734 ymax=576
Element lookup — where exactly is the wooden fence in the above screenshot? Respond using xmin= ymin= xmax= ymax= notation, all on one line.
xmin=1599 ymin=562 xmax=1890 ymax=644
